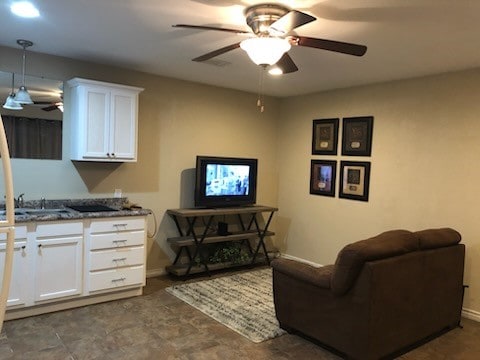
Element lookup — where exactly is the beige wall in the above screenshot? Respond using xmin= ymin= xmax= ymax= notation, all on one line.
xmin=0 ymin=46 xmax=280 ymax=274
xmin=277 ymin=68 xmax=480 ymax=317
xmin=2 ymin=45 xmax=479 ymax=317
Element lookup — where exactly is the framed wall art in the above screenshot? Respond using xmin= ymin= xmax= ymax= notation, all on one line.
xmin=341 ymin=116 xmax=374 ymax=156
xmin=312 ymin=118 xmax=339 ymax=155
xmin=310 ymin=160 xmax=337 ymax=197
xmin=339 ymin=161 xmax=371 ymax=202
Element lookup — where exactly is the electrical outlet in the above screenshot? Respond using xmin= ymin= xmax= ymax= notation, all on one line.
xmin=114 ymin=189 xmax=122 ymax=198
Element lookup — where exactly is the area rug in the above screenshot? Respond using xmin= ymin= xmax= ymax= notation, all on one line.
xmin=165 ymin=268 xmax=286 ymax=343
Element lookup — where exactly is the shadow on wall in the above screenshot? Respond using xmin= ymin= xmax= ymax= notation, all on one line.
xmin=72 ymin=161 xmax=122 ymax=191
xmin=180 ymin=168 xmax=196 ymax=208
xmin=274 ymin=216 xmax=292 ymax=254
xmin=154 ymin=212 xmax=178 ymax=264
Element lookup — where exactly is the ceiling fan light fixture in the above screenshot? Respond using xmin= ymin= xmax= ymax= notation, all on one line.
xmin=240 ymin=37 xmax=291 ymax=66
xmin=268 ymin=67 xmax=283 ymax=76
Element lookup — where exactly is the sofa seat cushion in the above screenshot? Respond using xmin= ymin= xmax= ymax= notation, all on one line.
xmin=331 ymin=229 xmax=419 ymax=295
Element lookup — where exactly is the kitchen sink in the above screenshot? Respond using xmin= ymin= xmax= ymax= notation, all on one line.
xmin=0 ymin=210 xmax=27 ymax=216
xmin=23 ymin=208 xmax=72 ymax=215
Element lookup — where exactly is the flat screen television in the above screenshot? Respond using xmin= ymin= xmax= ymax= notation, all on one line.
xmin=194 ymin=156 xmax=258 ymax=208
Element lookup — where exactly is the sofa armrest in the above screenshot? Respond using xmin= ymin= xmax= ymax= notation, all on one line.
xmin=271 ymin=258 xmax=333 ymax=289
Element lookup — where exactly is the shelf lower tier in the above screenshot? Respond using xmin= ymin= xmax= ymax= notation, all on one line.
xmin=167 ymin=230 xmax=275 ymax=247
xmin=166 ymin=255 xmax=267 ymax=276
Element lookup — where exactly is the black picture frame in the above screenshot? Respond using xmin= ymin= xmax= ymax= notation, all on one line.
xmin=341 ymin=116 xmax=374 ymax=156
xmin=339 ymin=161 xmax=371 ymax=202
xmin=312 ymin=118 xmax=339 ymax=155
xmin=310 ymin=160 xmax=337 ymax=197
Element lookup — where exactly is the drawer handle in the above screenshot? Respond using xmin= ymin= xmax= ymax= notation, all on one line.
xmin=112 ymin=240 xmax=128 ymax=245
xmin=113 ymin=257 xmax=127 ymax=262
xmin=112 ymin=277 xmax=126 ymax=283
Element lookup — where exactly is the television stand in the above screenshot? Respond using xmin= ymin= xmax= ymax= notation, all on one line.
xmin=165 ymin=205 xmax=278 ymax=276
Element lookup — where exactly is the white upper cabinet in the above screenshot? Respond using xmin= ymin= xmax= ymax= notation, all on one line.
xmin=67 ymin=78 xmax=144 ymax=162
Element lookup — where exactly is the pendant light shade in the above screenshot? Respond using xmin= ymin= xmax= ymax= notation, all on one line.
xmin=16 ymin=39 xmax=34 ymax=104
xmin=2 ymin=72 xmax=23 ymax=110
xmin=240 ymin=37 xmax=291 ymax=66
xmin=3 ymin=95 xmax=23 ymax=110
xmin=15 ymin=85 xmax=33 ymax=104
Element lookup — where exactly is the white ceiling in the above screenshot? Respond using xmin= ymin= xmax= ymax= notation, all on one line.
xmin=1 ymin=0 xmax=480 ymax=97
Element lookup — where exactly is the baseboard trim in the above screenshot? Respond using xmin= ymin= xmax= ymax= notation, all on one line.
xmin=280 ymin=253 xmax=323 ymax=267
xmin=462 ymin=308 xmax=480 ymax=322
xmin=146 ymin=268 xmax=166 ymax=278
xmin=6 ymin=288 xmax=142 ymax=321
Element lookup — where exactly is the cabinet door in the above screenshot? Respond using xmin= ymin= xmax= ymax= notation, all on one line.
xmin=0 ymin=241 xmax=29 ymax=307
xmin=110 ymin=89 xmax=137 ymax=160
xmin=83 ymin=86 xmax=111 ymax=159
xmin=34 ymin=236 xmax=82 ymax=302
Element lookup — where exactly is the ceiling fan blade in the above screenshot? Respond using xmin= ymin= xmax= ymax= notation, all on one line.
xmin=295 ymin=36 xmax=367 ymax=56
xmin=192 ymin=42 xmax=241 ymax=62
xmin=275 ymin=53 xmax=298 ymax=74
xmin=42 ymin=105 xmax=58 ymax=112
xmin=270 ymin=10 xmax=316 ymax=34
xmin=173 ymin=24 xmax=250 ymax=35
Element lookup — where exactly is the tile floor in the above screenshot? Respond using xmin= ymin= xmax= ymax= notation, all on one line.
xmin=1 ymin=268 xmax=479 ymax=359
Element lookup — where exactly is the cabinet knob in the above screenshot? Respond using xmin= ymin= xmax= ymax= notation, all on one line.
xmin=38 ymin=244 xmax=42 ymax=248
xmin=106 ymin=153 xmax=110 ymax=157
xmin=111 ymin=153 xmax=115 ymax=157
xmin=21 ymin=245 xmax=26 ymax=249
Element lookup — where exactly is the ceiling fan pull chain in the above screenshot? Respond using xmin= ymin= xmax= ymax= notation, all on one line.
xmin=257 ymin=66 xmax=265 ymax=113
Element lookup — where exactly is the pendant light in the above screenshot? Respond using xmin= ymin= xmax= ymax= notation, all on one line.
xmin=2 ymin=73 xmax=23 ymax=110
xmin=15 ymin=39 xmax=34 ymax=104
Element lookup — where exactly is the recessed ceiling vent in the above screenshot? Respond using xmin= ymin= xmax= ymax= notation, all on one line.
xmin=203 ymin=59 xmax=232 ymax=67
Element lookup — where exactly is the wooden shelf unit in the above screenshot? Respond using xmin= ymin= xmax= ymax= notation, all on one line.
xmin=165 ymin=205 xmax=277 ymax=276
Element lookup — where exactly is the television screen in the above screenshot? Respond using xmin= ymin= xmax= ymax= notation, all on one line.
xmin=195 ymin=156 xmax=257 ymax=208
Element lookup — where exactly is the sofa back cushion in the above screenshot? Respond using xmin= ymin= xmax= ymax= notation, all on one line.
xmin=415 ymin=228 xmax=461 ymax=249
xmin=331 ymin=230 xmax=419 ymax=295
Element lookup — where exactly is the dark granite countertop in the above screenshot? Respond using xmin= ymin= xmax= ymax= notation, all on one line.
xmin=0 ymin=197 xmax=151 ymax=223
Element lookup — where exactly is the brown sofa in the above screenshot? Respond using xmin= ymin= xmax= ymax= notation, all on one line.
xmin=271 ymin=228 xmax=465 ymax=360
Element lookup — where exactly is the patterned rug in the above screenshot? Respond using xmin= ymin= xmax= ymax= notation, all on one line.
xmin=165 ymin=268 xmax=286 ymax=343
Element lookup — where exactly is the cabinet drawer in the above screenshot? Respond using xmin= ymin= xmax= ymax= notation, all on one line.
xmin=89 ymin=230 xmax=144 ymax=250
xmin=89 ymin=217 xmax=144 ymax=234
xmin=88 ymin=265 xmax=144 ymax=292
xmin=89 ymin=246 xmax=144 ymax=271
xmin=36 ymin=221 xmax=83 ymax=238
xmin=0 ymin=225 xmax=27 ymax=241
xmin=0 ymin=240 xmax=27 ymax=250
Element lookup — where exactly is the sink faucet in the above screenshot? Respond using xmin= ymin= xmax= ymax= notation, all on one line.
xmin=15 ymin=193 xmax=25 ymax=208
xmin=40 ymin=197 xmax=46 ymax=209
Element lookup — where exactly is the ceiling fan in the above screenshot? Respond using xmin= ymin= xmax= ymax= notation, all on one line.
xmin=32 ymin=101 xmax=63 ymax=112
xmin=32 ymin=88 xmax=64 ymax=112
xmin=173 ymin=3 xmax=367 ymax=74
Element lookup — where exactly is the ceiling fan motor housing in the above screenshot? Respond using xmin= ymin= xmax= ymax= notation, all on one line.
xmin=244 ymin=4 xmax=290 ymax=35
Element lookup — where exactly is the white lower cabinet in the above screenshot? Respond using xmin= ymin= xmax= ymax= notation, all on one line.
xmin=4 ymin=216 xmax=146 ymax=319
xmin=34 ymin=221 xmax=83 ymax=302
xmin=0 ymin=225 xmax=28 ymax=307
xmin=85 ymin=217 xmax=146 ymax=294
